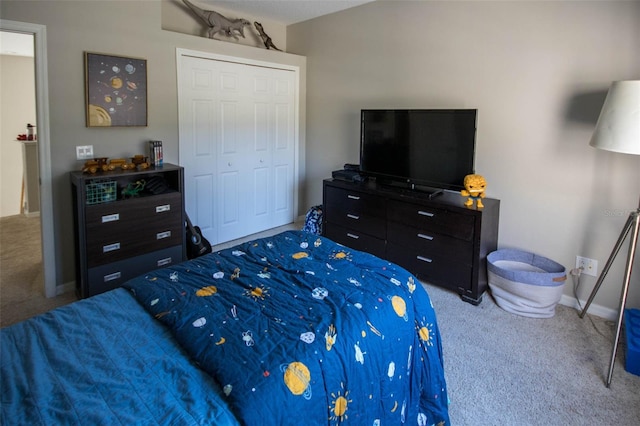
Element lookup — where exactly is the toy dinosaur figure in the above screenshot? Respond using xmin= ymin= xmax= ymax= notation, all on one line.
xmin=122 ymin=179 xmax=146 ymax=198
xmin=182 ymin=0 xmax=250 ymax=40
xmin=254 ymin=22 xmax=282 ymax=51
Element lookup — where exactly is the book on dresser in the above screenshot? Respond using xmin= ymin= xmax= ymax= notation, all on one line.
xmin=323 ymin=178 xmax=500 ymax=304
xmin=70 ymin=163 xmax=185 ymax=298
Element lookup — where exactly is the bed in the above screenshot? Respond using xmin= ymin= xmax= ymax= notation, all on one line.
xmin=1 ymin=230 xmax=449 ymax=425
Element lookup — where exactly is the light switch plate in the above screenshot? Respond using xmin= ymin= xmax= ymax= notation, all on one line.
xmin=76 ymin=145 xmax=94 ymax=160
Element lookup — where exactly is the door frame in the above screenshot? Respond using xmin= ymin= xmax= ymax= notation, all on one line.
xmin=0 ymin=19 xmax=56 ymax=298
xmin=176 ymin=48 xmax=301 ymax=235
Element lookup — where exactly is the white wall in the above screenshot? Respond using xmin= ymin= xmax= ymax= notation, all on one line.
xmin=287 ymin=0 xmax=640 ymax=313
xmin=0 ymin=54 xmax=36 ymax=217
xmin=0 ymin=0 xmax=306 ymax=291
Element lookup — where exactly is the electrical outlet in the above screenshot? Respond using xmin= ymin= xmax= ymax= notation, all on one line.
xmin=576 ymin=256 xmax=598 ymax=277
xmin=75 ymin=145 xmax=94 ymax=160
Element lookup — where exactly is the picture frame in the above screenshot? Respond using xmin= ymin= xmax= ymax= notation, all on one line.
xmin=85 ymin=52 xmax=147 ymax=127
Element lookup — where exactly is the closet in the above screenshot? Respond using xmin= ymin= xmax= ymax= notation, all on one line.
xmin=178 ymin=51 xmax=298 ymax=245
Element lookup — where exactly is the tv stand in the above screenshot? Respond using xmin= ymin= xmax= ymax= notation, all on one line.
xmin=323 ymin=178 xmax=500 ymax=304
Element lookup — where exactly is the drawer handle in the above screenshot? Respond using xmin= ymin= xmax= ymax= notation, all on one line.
xmin=157 ymin=257 xmax=173 ymax=267
xmin=346 ymin=214 xmax=360 ymax=220
xmin=103 ymin=271 xmax=121 ymax=282
xmin=346 ymin=233 xmax=360 ymax=240
xmin=156 ymin=204 xmax=171 ymax=213
xmin=417 ymin=255 xmax=433 ymax=263
xmin=347 ymin=195 xmax=360 ymax=200
xmin=156 ymin=231 xmax=171 ymax=240
xmin=101 ymin=213 xmax=119 ymax=223
xmin=418 ymin=210 xmax=435 ymax=217
xmin=417 ymin=233 xmax=434 ymax=241
xmin=103 ymin=242 xmax=120 ymax=253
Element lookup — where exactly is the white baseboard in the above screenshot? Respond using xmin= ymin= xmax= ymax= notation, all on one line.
xmin=559 ymin=294 xmax=617 ymax=321
xmin=56 ymin=281 xmax=75 ymax=296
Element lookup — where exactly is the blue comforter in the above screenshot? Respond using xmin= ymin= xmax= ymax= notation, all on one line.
xmin=1 ymin=288 xmax=240 ymax=425
xmin=125 ymin=230 xmax=449 ymax=425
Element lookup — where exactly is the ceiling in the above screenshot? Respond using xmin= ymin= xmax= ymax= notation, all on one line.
xmin=199 ymin=0 xmax=375 ymax=25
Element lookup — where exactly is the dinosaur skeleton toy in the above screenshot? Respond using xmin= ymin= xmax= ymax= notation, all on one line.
xmin=182 ymin=0 xmax=250 ymax=40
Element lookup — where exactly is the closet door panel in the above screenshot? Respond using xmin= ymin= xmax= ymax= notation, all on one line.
xmin=180 ymin=56 xmax=218 ymax=244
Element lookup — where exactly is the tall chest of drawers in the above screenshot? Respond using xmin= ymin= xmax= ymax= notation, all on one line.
xmin=323 ymin=178 xmax=500 ymax=304
xmin=71 ymin=164 xmax=186 ymax=298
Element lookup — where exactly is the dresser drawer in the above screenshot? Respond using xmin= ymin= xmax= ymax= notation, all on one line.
xmin=324 ymin=186 xmax=385 ymax=218
xmin=86 ymin=222 xmax=182 ymax=267
xmin=85 ymin=192 xmax=181 ymax=230
xmin=325 ymin=206 xmax=386 ymax=240
xmin=87 ymin=245 xmax=183 ymax=297
xmin=324 ymin=223 xmax=386 ymax=258
xmin=387 ymin=201 xmax=474 ymax=241
xmin=387 ymin=242 xmax=472 ymax=293
xmin=387 ymin=221 xmax=473 ymax=266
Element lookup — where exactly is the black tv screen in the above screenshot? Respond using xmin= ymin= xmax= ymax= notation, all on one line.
xmin=359 ymin=109 xmax=477 ymax=191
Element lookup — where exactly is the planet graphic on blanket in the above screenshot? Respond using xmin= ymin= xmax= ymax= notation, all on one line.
xmin=418 ymin=322 xmax=434 ymax=346
xmin=330 ymin=250 xmax=352 ymax=261
xmin=391 ymin=295 xmax=408 ymax=321
xmin=196 ymin=285 xmax=217 ymax=296
xmin=281 ymin=361 xmax=312 ymax=399
xmin=329 ymin=385 xmax=352 ymax=422
xmin=419 ymin=326 xmax=430 ymax=342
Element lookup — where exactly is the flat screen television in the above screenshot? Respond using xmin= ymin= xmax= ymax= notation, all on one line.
xmin=359 ymin=109 xmax=477 ymax=193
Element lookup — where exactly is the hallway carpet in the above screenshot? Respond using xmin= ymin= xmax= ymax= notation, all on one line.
xmin=0 ymin=215 xmax=75 ymax=328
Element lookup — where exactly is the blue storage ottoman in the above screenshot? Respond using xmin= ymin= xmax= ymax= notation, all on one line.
xmin=487 ymin=249 xmax=567 ymax=318
xmin=625 ymin=308 xmax=640 ymax=377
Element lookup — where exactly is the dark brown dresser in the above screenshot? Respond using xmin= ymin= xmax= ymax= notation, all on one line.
xmin=71 ymin=164 xmax=185 ymax=298
xmin=323 ymin=178 xmax=500 ymax=304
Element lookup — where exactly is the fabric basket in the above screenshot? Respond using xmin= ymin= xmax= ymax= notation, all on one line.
xmin=487 ymin=249 xmax=567 ymax=318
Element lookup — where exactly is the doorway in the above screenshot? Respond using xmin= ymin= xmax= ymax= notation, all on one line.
xmin=0 ymin=32 xmax=37 ymax=217
xmin=0 ymin=19 xmax=56 ymax=299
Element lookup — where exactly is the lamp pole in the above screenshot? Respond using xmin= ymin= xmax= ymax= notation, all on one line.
xmin=579 ymin=197 xmax=640 ymax=387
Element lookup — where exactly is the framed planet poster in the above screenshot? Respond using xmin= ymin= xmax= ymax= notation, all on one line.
xmin=85 ymin=52 xmax=147 ymax=127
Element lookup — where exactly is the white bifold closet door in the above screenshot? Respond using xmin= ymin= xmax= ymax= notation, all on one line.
xmin=179 ymin=53 xmax=296 ymax=245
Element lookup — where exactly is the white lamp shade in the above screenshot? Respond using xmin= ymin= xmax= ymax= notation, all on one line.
xmin=589 ymin=80 xmax=640 ymax=155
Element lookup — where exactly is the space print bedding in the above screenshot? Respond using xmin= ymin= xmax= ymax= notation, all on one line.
xmin=1 ymin=230 xmax=449 ymax=425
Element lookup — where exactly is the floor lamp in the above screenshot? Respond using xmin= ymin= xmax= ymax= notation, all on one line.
xmin=578 ymin=80 xmax=640 ymax=387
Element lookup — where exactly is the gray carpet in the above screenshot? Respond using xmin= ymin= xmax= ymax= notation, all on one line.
xmin=424 ymin=282 xmax=640 ymax=425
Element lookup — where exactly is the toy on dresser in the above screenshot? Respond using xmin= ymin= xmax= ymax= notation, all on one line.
xmin=461 ymin=174 xmax=487 ymax=208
